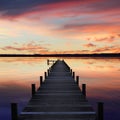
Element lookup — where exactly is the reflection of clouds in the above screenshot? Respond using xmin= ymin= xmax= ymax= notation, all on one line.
xmin=0 ymin=58 xmax=48 ymax=86
xmin=65 ymin=58 xmax=120 ymax=68
xmin=0 ymin=57 xmax=46 ymax=64
xmin=86 ymin=61 xmax=95 ymax=65
xmin=0 ymin=57 xmax=119 ymax=120
xmin=95 ymin=65 xmax=104 ymax=68
xmin=118 ymin=69 xmax=120 ymax=71
xmin=66 ymin=58 xmax=120 ymax=100
xmin=0 ymin=79 xmax=40 ymax=99
xmin=95 ymin=65 xmax=118 ymax=70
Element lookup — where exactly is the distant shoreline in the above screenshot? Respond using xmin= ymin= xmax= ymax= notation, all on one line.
xmin=0 ymin=53 xmax=120 ymax=57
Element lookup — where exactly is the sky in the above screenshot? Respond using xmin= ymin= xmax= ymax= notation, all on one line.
xmin=0 ymin=0 xmax=120 ymax=54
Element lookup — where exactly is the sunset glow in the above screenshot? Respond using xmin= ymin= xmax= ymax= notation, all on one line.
xmin=0 ymin=0 xmax=120 ymax=54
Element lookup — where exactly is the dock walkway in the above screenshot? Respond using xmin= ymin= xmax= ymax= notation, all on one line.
xmin=18 ymin=60 xmax=96 ymax=120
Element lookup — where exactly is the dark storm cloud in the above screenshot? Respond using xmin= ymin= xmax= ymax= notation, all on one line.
xmin=0 ymin=0 xmax=120 ymax=18
xmin=0 ymin=0 xmax=69 ymax=16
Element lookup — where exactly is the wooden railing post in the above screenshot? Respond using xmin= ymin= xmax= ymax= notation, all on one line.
xmin=70 ymin=69 xmax=72 ymax=75
xmin=47 ymin=69 xmax=49 ymax=76
xmin=82 ymin=84 xmax=86 ymax=98
xmin=40 ymin=76 xmax=43 ymax=87
xmin=44 ymin=72 xmax=47 ymax=79
xmin=47 ymin=59 xmax=49 ymax=65
xmin=97 ymin=102 xmax=104 ymax=120
xmin=76 ymin=76 xmax=79 ymax=85
xmin=32 ymin=84 xmax=36 ymax=96
xmin=72 ymin=72 xmax=75 ymax=79
xmin=11 ymin=103 xmax=18 ymax=120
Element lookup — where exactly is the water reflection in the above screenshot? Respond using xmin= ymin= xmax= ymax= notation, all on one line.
xmin=65 ymin=58 xmax=120 ymax=120
xmin=0 ymin=57 xmax=120 ymax=120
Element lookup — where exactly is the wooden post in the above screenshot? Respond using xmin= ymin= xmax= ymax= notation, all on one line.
xmin=11 ymin=103 xmax=18 ymax=120
xmin=44 ymin=72 xmax=47 ymax=79
xmin=47 ymin=69 xmax=49 ymax=76
xmin=70 ymin=69 xmax=72 ymax=74
xmin=82 ymin=84 xmax=86 ymax=98
xmin=72 ymin=72 xmax=75 ymax=79
xmin=47 ymin=59 xmax=49 ymax=65
xmin=32 ymin=84 xmax=36 ymax=96
xmin=76 ymin=76 xmax=79 ymax=85
xmin=49 ymin=67 xmax=51 ymax=72
xmin=40 ymin=76 xmax=43 ymax=87
xmin=98 ymin=102 xmax=104 ymax=120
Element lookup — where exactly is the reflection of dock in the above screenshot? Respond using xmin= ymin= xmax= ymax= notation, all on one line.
xmin=11 ymin=60 xmax=103 ymax=120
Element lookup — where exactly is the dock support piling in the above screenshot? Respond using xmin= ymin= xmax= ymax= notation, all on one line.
xmin=40 ymin=76 xmax=43 ymax=87
xmin=82 ymin=84 xmax=86 ymax=98
xmin=72 ymin=72 xmax=75 ymax=79
xmin=47 ymin=59 xmax=49 ymax=65
xmin=47 ymin=69 xmax=49 ymax=76
xmin=98 ymin=102 xmax=104 ymax=120
xmin=32 ymin=84 xmax=36 ymax=96
xmin=70 ymin=69 xmax=72 ymax=74
xmin=76 ymin=76 xmax=79 ymax=85
xmin=11 ymin=103 xmax=18 ymax=120
xmin=44 ymin=72 xmax=47 ymax=79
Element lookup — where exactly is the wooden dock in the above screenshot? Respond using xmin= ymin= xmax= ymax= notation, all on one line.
xmin=11 ymin=60 xmax=99 ymax=120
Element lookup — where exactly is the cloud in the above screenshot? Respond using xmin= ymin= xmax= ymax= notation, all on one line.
xmin=84 ymin=43 xmax=96 ymax=48
xmin=1 ymin=42 xmax=91 ymax=54
xmin=118 ymin=34 xmax=120 ymax=37
xmin=1 ymin=43 xmax=120 ymax=54
xmin=1 ymin=41 xmax=49 ymax=54
xmin=93 ymin=46 xmax=120 ymax=53
xmin=0 ymin=0 xmax=119 ymax=19
xmin=0 ymin=0 xmax=119 ymax=39
xmin=0 ymin=0 xmax=78 ymax=18
xmin=0 ymin=0 xmax=119 ymax=54
xmin=95 ymin=36 xmax=115 ymax=42
xmin=50 ymin=50 xmax=91 ymax=54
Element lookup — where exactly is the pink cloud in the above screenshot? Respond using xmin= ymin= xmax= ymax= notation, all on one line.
xmin=95 ymin=36 xmax=116 ymax=42
xmin=0 ymin=0 xmax=119 ymax=21
xmin=84 ymin=43 xmax=96 ymax=48
xmin=1 ymin=41 xmax=49 ymax=54
xmin=93 ymin=46 xmax=120 ymax=53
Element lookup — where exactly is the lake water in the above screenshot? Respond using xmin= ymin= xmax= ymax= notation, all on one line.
xmin=0 ymin=57 xmax=120 ymax=120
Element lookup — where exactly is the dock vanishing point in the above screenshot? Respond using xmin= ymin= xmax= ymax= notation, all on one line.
xmin=11 ymin=60 xmax=104 ymax=120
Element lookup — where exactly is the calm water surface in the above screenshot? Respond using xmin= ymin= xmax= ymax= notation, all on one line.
xmin=0 ymin=57 xmax=120 ymax=120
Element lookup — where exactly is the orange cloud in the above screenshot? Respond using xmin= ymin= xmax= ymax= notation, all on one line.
xmin=95 ymin=36 xmax=115 ymax=42
xmin=1 ymin=41 xmax=49 ymax=54
xmin=0 ymin=0 xmax=120 ymax=54
xmin=84 ymin=43 xmax=96 ymax=48
xmin=93 ymin=45 xmax=120 ymax=53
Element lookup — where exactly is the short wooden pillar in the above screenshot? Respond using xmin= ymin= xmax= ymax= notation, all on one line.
xmin=44 ymin=72 xmax=47 ymax=79
xmin=68 ymin=66 xmax=70 ymax=71
xmin=40 ymin=76 xmax=43 ymax=87
xmin=32 ymin=84 xmax=36 ymax=96
xmin=82 ymin=84 xmax=86 ymax=98
xmin=98 ymin=102 xmax=104 ymax=120
xmin=47 ymin=69 xmax=49 ymax=76
xmin=11 ymin=103 xmax=18 ymax=120
xmin=47 ymin=59 xmax=49 ymax=65
xmin=72 ymin=72 xmax=75 ymax=79
xmin=76 ymin=76 xmax=79 ymax=85
xmin=49 ymin=67 xmax=51 ymax=72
